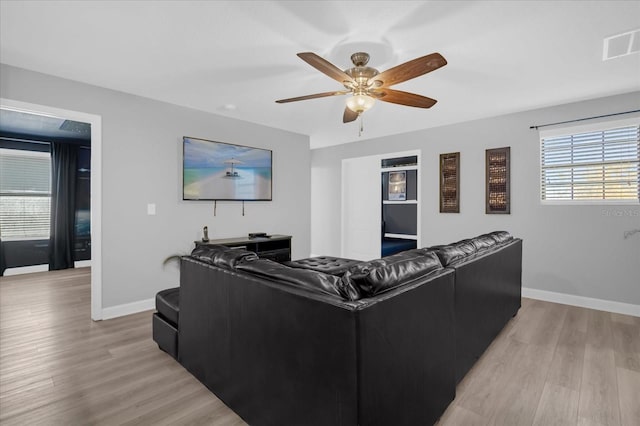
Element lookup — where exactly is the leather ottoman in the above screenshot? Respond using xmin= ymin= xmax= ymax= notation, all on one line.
xmin=285 ymin=256 xmax=361 ymax=276
xmin=153 ymin=287 xmax=180 ymax=359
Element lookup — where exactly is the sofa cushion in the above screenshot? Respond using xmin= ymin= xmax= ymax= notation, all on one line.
xmin=454 ymin=239 xmax=477 ymax=255
xmin=284 ymin=256 xmax=362 ymax=276
xmin=236 ymin=259 xmax=361 ymax=301
xmin=490 ymin=231 xmax=513 ymax=244
xmin=343 ymin=249 xmax=443 ymax=297
xmin=191 ymin=245 xmax=258 ymax=269
xmin=432 ymin=232 xmax=515 ymax=266
xmin=190 ymin=245 xmax=229 ymax=263
xmin=470 ymin=234 xmax=497 ymax=251
xmin=214 ymin=249 xmax=259 ymax=269
xmin=431 ymin=245 xmax=466 ymax=267
xmin=156 ymin=287 xmax=180 ymax=325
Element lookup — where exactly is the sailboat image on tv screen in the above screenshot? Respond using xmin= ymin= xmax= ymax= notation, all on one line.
xmin=224 ymin=158 xmax=242 ymax=178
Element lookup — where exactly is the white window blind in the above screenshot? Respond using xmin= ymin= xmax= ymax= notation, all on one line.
xmin=540 ymin=124 xmax=640 ymax=202
xmin=0 ymin=148 xmax=51 ymax=239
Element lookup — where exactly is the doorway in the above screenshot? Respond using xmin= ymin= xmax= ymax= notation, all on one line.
xmin=0 ymin=98 xmax=103 ymax=320
xmin=341 ymin=150 xmax=421 ymax=260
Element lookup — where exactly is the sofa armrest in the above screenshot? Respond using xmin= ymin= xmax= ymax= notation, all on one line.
xmin=179 ymin=257 xmax=360 ymax=426
xmin=356 ymin=268 xmax=456 ymax=426
xmin=451 ymin=238 xmax=522 ymax=383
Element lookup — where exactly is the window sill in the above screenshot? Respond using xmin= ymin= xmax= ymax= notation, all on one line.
xmin=540 ymin=200 xmax=640 ymax=206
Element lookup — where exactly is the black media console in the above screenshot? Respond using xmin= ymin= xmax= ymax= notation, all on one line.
xmin=194 ymin=235 xmax=292 ymax=262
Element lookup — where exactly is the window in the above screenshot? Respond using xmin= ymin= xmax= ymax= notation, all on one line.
xmin=0 ymin=148 xmax=51 ymax=239
xmin=540 ymin=120 xmax=639 ymax=203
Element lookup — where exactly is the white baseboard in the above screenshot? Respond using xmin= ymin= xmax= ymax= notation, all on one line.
xmin=4 ymin=262 xmax=91 ymax=276
xmin=522 ymin=287 xmax=639 ymax=317
xmin=3 ymin=264 xmax=49 ymax=275
xmin=101 ymin=297 xmax=155 ymax=320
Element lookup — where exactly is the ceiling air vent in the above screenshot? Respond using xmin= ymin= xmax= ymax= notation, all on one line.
xmin=603 ymin=29 xmax=640 ymax=60
xmin=59 ymin=119 xmax=90 ymax=135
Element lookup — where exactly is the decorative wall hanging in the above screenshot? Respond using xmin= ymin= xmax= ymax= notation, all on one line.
xmin=486 ymin=147 xmax=510 ymax=214
xmin=388 ymin=171 xmax=407 ymax=201
xmin=439 ymin=152 xmax=460 ymax=213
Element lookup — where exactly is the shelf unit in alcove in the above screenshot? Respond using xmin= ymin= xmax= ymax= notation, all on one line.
xmin=381 ymin=156 xmax=420 ymax=256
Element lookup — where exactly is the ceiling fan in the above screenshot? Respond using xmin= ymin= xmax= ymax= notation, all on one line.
xmin=276 ymin=51 xmax=447 ymax=128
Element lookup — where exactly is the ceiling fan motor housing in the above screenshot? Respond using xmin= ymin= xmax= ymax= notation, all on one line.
xmin=344 ymin=53 xmax=379 ymax=92
xmin=350 ymin=52 xmax=370 ymax=66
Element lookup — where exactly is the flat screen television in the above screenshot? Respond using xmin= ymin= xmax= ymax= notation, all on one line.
xmin=183 ymin=136 xmax=272 ymax=201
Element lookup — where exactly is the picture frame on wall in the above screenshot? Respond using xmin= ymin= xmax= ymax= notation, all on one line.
xmin=485 ymin=147 xmax=510 ymax=214
xmin=388 ymin=171 xmax=407 ymax=201
xmin=439 ymin=152 xmax=460 ymax=213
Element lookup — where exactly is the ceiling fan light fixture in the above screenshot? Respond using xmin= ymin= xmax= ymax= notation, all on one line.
xmin=346 ymin=94 xmax=375 ymax=113
xmin=276 ymin=51 xmax=447 ymax=129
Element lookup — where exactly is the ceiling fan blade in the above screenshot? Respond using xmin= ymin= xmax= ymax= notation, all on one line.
xmin=343 ymin=107 xmax=358 ymax=123
xmin=297 ymin=52 xmax=355 ymax=85
xmin=372 ymin=53 xmax=447 ymax=87
xmin=276 ymin=90 xmax=350 ymax=103
xmin=375 ymin=89 xmax=438 ymax=108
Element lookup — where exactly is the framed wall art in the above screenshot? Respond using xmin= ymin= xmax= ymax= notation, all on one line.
xmin=439 ymin=152 xmax=460 ymax=213
xmin=485 ymin=147 xmax=510 ymax=214
xmin=388 ymin=170 xmax=407 ymax=201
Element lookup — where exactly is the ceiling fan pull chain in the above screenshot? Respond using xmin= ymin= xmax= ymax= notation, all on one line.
xmin=359 ymin=114 xmax=364 ymax=137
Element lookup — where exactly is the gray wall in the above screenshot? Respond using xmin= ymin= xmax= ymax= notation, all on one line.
xmin=311 ymin=91 xmax=640 ymax=305
xmin=1 ymin=64 xmax=311 ymax=308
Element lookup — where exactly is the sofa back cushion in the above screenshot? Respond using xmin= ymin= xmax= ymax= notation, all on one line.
xmin=236 ymin=259 xmax=361 ymax=301
xmin=490 ymin=231 xmax=513 ymax=244
xmin=190 ymin=245 xmax=259 ymax=269
xmin=432 ymin=232 xmax=516 ymax=266
xmin=431 ymin=245 xmax=466 ymax=266
xmin=470 ymin=234 xmax=498 ymax=251
xmin=454 ymin=239 xmax=477 ymax=255
xmin=343 ymin=249 xmax=443 ymax=297
xmin=434 ymin=239 xmax=480 ymax=266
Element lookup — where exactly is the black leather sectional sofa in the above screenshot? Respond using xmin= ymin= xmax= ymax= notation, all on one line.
xmin=154 ymin=231 xmax=522 ymax=426
xmin=431 ymin=231 xmax=522 ymax=383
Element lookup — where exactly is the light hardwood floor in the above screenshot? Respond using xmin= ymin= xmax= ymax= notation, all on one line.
xmin=0 ymin=268 xmax=638 ymax=425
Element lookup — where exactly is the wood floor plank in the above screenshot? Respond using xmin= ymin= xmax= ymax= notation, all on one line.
xmin=0 ymin=355 xmax=174 ymax=421
xmin=610 ymin=312 xmax=640 ymax=326
xmin=577 ymin=310 xmax=622 ymax=426
xmin=453 ymin=336 xmax=525 ymax=417
xmin=611 ymin=321 xmax=640 ymax=373
xmin=545 ymin=305 xmax=587 ymax=391
xmin=94 ymin=375 xmax=206 ymax=425
xmin=616 ymin=367 xmax=640 ymax=426
xmin=1 ymin=269 xmax=639 ymax=425
xmin=485 ymin=342 xmax=555 ymax=425
xmin=532 ymin=382 xmax=580 ymax=426
xmin=121 ymin=391 xmax=218 ymax=426
xmin=437 ymin=404 xmax=487 ymax=425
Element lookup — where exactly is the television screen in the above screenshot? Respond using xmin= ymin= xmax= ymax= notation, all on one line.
xmin=183 ymin=137 xmax=272 ymax=201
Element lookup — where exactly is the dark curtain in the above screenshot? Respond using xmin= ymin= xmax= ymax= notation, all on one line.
xmin=49 ymin=142 xmax=78 ymax=271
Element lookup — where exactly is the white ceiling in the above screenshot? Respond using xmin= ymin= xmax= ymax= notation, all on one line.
xmin=1 ymin=1 xmax=639 ymax=149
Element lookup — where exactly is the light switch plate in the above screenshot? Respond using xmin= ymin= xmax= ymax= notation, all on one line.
xmin=147 ymin=203 xmax=156 ymax=215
